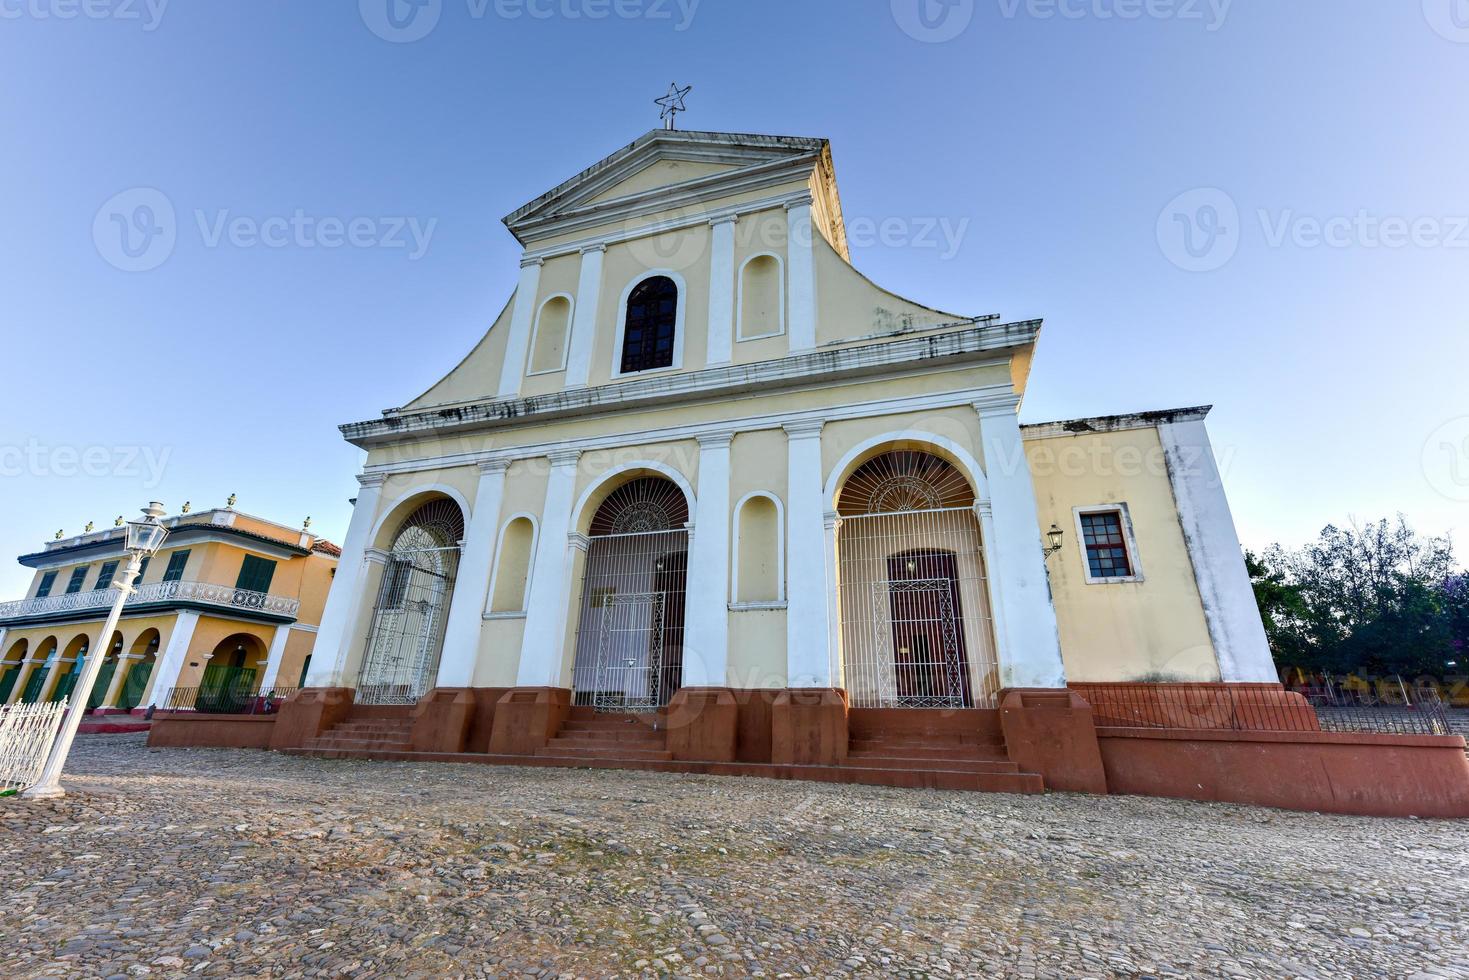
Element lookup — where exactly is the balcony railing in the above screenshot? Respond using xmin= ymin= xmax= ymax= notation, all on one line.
xmin=0 ymin=579 xmax=300 ymax=623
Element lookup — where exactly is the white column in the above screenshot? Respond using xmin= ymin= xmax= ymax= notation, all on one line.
xmin=259 ymin=626 xmax=292 ymax=690
xmin=437 ymin=458 xmax=511 ymax=688
xmin=975 ymin=394 xmax=1067 ymax=690
xmin=304 ymin=474 xmax=387 ymax=688
xmin=683 ymin=432 xmax=733 ymax=686
xmin=565 ymin=244 xmax=604 ymax=388
xmin=785 ymin=200 xmax=817 ymax=352
xmin=497 ymin=257 xmax=544 ymax=399
xmin=516 ymin=449 xmax=581 ymax=688
xmin=706 ymin=216 xmax=738 ymax=365
xmin=784 ymin=421 xmax=832 ymax=687
xmin=142 ymin=609 xmax=200 ymax=707
xmin=1158 ymin=419 xmax=1277 ymax=683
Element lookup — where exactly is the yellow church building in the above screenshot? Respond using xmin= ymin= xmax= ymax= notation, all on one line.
xmin=155 ymin=126 xmax=1468 ymax=817
xmin=0 ymin=505 xmax=338 ymax=719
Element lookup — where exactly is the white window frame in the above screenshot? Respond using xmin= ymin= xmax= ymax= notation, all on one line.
xmin=610 ymin=269 xmax=687 ymax=379
xmin=525 ymin=293 xmax=575 ymax=377
xmin=483 ymin=513 xmax=540 ymax=619
xmin=735 ymin=252 xmax=786 ymax=342
xmin=729 ymin=490 xmax=787 ymax=609
xmin=1072 ymin=503 xmax=1145 ymax=585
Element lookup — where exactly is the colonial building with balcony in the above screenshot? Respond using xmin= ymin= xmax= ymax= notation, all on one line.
xmin=156 ymin=126 xmax=1469 ymax=818
xmin=0 ymin=506 xmax=339 ymax=716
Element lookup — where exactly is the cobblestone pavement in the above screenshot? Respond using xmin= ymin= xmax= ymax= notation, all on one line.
xmin=3 ymin=735 xmax=1468 ymax=979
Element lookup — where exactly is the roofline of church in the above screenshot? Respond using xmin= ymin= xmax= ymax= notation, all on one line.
xmin=1020 ymin=405 xmax=1214 ymax=441
xmin=504 ymin=128 xmax=829 ymax=228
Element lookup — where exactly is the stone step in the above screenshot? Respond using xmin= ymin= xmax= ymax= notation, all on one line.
xmin=559 ymin=719 xmax=664 ymax=733
xmin=848 ymin=743 xmax=1009 ymax=761
xmin=554 ymin=728 xmax=666 ymax=744
xmin=329 ymin=724 xmax=414 ymax=736
xmin=536 ymin=744 xmax=673 ymax=761
xmin=304 ymin=736 xmax=413 ymax=752
xmin=842 ymin=755 xmax=1021 ymax=774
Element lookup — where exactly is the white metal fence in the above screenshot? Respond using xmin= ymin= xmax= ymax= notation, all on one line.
xmin=0 ymin=699 xmax=69 ymax=793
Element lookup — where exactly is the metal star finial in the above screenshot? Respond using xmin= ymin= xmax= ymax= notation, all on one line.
xmin=85 ymin=521 xmax=94 ymax=534
xmin=227 ymin=493 xmax=237 ymax=509
xmin=655 ymin=83 xmax=692 ymax=131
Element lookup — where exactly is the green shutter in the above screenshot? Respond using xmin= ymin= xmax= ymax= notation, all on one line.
xmin=162 ymin=551 xmax=190 ymax=583
xmin=236 ymin=555 xmax=277 ymax=594
xmin=119 ymin=661 xmax=153 ymax=711
xmin=36 ymin=572 xmax=57 ymax=598
xmin=0 ymin=666 xmax=18 ymax=702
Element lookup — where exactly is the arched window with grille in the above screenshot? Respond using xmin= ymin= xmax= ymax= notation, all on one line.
xmin=617 ymin=275 xmax=680 ymax=375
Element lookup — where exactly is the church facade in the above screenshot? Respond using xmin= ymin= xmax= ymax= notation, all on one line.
xmin=230 ymin=128 xmax=1469 ymax=816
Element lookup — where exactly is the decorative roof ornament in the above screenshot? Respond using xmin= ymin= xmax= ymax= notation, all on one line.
xmin=655 ymin=82 xmax=692 ymax=131
xmin=115 ymin=516 xmax=125 ymax=527
xmin=84 ymin=521 xmax=94 ymax=533
xmin=303 ymin=517 xmax=312 ymax=532
xmin=181 ymin=501 xmax=191 ymax=514
xmin=227 ymin=493 xmax=237 ymax=509
xmin=55 ymin=529 xmax=64 ymax=540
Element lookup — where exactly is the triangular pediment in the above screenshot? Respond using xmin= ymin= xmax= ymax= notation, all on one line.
xmin=503 ymin=129 xmax=830 ymax=244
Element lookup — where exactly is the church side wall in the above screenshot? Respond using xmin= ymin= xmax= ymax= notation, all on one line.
xmin=1027 ymin=427 xmax=1220 ymax=683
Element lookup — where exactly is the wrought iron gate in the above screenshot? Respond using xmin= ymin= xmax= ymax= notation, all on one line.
xmin=570 ymin=479 xmax=690 ymax=712
xmin=356 ymin=499 xmax=463 ymax=706
xmin=835 ymin=452 xmax=998 ymax=708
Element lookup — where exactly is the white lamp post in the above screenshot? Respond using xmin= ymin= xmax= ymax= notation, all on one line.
xmin=24 ymin=502 xmax=169 ymax=800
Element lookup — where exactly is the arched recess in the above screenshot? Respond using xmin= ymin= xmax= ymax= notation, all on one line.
xmin=737 ymin=253 xmax=785 ymax=341
xmin=19 ymin=636 xmax=59 ymax=703
xmin=571 ymin=460 xmax=697 ymax=537
xmin=612 ymin=270 xmax=686 ymax=377
xmin=368 ymin=484 xmax=473 ymax=553
xmin=732 ymin=491 xmax=785 ymax=604
xmin=48 ymin=634 xmax=92 ymax=703
xmin=0 ymin=638 xmax=27 ymax=703
xmin=823 ymin=430 xmax=989 ymax=510
xmin=488 ymin=514 xmax=538 ymax=614
xmin=87 ymin=631 xmax=125 ymax=711
xmin=527 ymin=294 xmax=574 ymax=375
xmin=197 ymin=633 xmax=269 ymax=709
xmin=116 ymin=628 xmax=161 ymax=711
xmin=569 ymin=476 xmax=692 ymax=711
xmin=832 ymin=448 xmax=999 ymax=710
xmin=357 ymin=494 xmax=466 ymax=705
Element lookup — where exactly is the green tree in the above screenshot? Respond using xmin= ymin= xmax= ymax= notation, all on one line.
xmin=1248 ymin=516 xmax=1459 ymax=676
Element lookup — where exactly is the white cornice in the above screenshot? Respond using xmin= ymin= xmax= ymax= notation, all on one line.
xmin=343 ymin=319 xmax=1041 ymax=449
xmin=358 ymin=383 xmax=1015 ymax=481
xmin=1021 ymin=406 xmax=1213 ymax=441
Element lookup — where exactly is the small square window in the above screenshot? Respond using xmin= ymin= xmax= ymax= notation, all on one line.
xmin=1075 ymin=507 xmax=1141 ymax=583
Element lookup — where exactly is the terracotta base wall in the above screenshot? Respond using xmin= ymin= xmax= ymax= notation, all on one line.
xmin=771 ymin=689 xmax=848 ymax=766
xmin=999 ymin=690 xmax=1108 ymax=795
xmin=666 ymin=688 xmax=739 ymax=762
xmin=269 ymin=688 xmax=354 ymax=751
xmin=465 ymin=688 xmax=514 ymax=754
xmin=1097 ymin=727 xmax=1469 ymax=818
xmin=488 ymin=687 xmax=571 ymax=755
xmin=411 ymin=689 xmax=477 ymax=754
xmin=148 ymin=713 xmax=276 ymax=751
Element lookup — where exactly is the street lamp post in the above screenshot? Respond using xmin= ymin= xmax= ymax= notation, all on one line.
xmin=24 ymin=502 xmax=170 ymax=800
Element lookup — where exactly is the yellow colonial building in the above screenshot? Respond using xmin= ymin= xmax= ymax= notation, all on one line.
xmin=0 ymin=506 xmax=339 ymax=716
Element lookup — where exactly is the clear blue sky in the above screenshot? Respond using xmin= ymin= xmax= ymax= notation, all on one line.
xmin=2 ymin=0 xmax=1466 ymax=597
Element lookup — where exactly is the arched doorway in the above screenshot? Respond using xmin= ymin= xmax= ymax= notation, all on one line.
xmin=195 ymin=634 xmax=268 ymax=712
xmin=87 ymin=632 xmax=125 ymax=711
xmin=834 ymin=450 xmax=998 ymax=708
xmin=570 ymin=477 xmax=690 ymax=711
xmin=356 ymin=497 xmax=465 ymax=704
xmin=49 ymin=635 xmax=91 ymax=703
xmin=20 ymin=637 xmax=58 ymax=703
xmin=0 ymin=638 xmax=27 ymax=703
xmin=117 ymin=629 xmax=161 ymax=711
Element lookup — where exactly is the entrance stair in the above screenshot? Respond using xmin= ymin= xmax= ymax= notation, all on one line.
xmin=301 ymin=711 xmax=414 ymax=756
xmin=535 ymin=708 xmax=673 ymax=761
